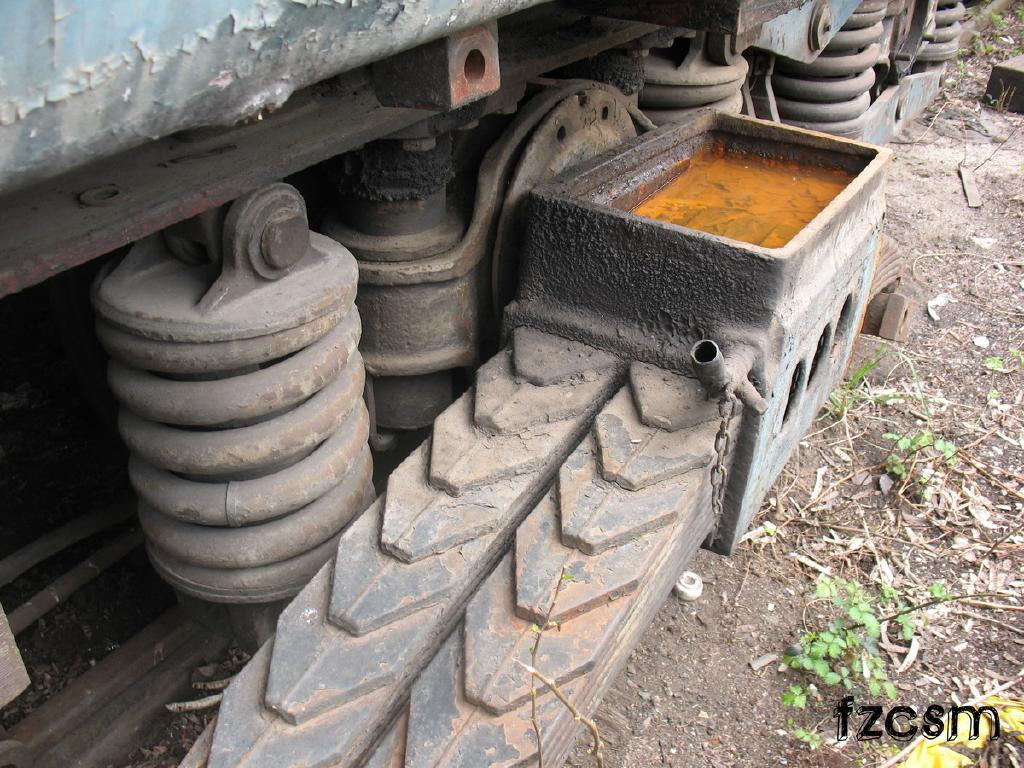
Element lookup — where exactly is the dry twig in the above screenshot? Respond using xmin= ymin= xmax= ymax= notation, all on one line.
xmin=524 ymin=565 xmax=602 ymax=767
xmin=515 ymin=659 xmax=605 ymax=768
xmin=165 ymin=693 xmax=223 ymax=713
xmin=972 ymin=124 xmax=1020 ymax=172
xmin=192 ymin=677 xmax=234 ymax=692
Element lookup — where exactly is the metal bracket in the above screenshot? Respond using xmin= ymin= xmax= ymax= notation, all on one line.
xmin=372 ymin=23 xmax=502 ymax=110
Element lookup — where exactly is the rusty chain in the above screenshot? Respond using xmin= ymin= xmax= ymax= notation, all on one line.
xmin=710 ymin=390 xmax=738 ymax=522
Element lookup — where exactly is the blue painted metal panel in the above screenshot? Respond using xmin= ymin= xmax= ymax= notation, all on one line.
xmin=0 ymin=0 xmax=550 ymax=193
xmin=754 ymin=0 xmax=863 ymax=61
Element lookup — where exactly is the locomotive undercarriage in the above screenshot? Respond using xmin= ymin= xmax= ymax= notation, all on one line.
xmin=0 ymin=0 xmax=958 ymax=764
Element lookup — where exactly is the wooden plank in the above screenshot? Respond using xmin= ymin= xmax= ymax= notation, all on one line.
xmin=45 ymin=628 xmax=229 ymax=768
xmin=8 ymin=606 xmax=227 ymax=768
xmin=7 ymin=528 xmax=144 ymax=635
xmin=0 ymin=496 xmax=134 ymax=587
xmin=959 ymin=164 xmax=983 ymax=208
xmin=0 ymin=607 xmax=29 ymax=708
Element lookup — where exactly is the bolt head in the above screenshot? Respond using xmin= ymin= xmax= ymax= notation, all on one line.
xmin=260 ymin=213 xmax=309 ymax=270
xmin=809 ymin=1 xmax=834 ymax=52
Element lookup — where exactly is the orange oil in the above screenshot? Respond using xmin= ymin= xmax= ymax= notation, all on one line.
xmin=630 ymin=145 xmax=852 ymax=248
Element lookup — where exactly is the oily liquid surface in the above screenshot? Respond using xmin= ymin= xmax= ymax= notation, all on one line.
xmin=630 ymin=145 xmax=853 ymax=248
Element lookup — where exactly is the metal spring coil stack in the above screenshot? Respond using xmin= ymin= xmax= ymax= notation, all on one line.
xmin=916 ymin=0 xmax=966 ymax=66
xmin=773 ymin=0 xmax=888 ymax=137
xmin=92 ymin=184 xmax=374 ymax=613
xmin=640 ymin=32 xmax=748 ymax=125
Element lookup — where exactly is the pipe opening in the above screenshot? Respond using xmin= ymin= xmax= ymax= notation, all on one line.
xmin=464 ymin=49 xmax=487 ymax=82
xmin=691 ymin=339 xmax=720 ymax=365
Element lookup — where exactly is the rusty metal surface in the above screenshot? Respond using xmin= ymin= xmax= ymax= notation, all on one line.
xmin=506 ymin=110 xmax=890 ymax=554
xmin=203 ymin=342 xmax=720 ymax=768
xmin=769 ymin=0 xmax=941 ymax=140
xmin=490 ymin=85 xmax=640 ymax=311
xmin=862 ymin=236 xmax=919 ymax=342
xmin=755 ymin=0 xmax=864 ymax=62
xmin=857 ymin=67 xmax=942 ymax=144
xmin=870 ymin=233 xmax=904 ymax=294
xmin=885 ymin=0 xmax=936 ymax=81
xmin=326 ymin=82 xmax=643 ymax=429
xmin=189 ymin=107 xmax=897 ymax=766
xmin=916 ymin=0 xmax=965 ymax=63
xmin=571 ymin=0 xmax=808 ymax=34
xmin=203 ymin=332 xmax=624 ymax=767
xmin=93 ymin=185 xmax=374 ymax=610
xmin=372 ymin=24 xmax=503 ymax=110
xmin=361 ymin=368 xmax=716 ymax=766
xmin=0 ymin=8 xmax=657 ymax=299
xmin=9 ymin=607 xmax=229 ymax=768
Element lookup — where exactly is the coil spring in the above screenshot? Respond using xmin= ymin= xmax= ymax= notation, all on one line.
xmin=917 ymin=0 xmax=966 ymax=63
xmin=640 ymin=32 xmax=748 ymax=126
xmin=773 ymin=0 xmax=887 ymax=137
xmin=92 ymin=184 xmax=374 ymax=606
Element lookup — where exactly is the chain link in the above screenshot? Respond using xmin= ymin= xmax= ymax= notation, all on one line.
xmin=710 ymin=391 xmax=738 ymax=521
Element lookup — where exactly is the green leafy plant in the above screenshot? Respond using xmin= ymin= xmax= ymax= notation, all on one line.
xmin=784 ymin=577 xmax=901 ymax=702
xmin=787 ymin=718 xmax=823 ymax=749
xmin=928 ymin=582 xmax=950 ymax=600
xmin=779 ymin=577 xmax=954 ymax=749
xmin=825 ymin=347 xmax=892 ymax=419
xmin=882 ymin=429 xmax=957 ymax=500
xmin=781 ymin=578 xmax=998 ymax=750
xmin=825 ymin=345 xmax=933 ymax=422
xmin=793 ymin=728 xmax=822 ymax=749
xmin=782 ymin=685 xmax=809 ymax=709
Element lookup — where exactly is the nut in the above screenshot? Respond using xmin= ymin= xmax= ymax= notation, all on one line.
xmin=809 ymin=1 xmax=834 ymax=52
xmin=260 ymin=212 xmax=309 ymax=271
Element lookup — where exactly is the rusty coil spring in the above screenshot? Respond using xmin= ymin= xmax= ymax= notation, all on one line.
xmin=917 ymin=0 xmax=966 ymax=63
xmin=92 ymin=185 xmax=374 ymax=605
xmin=640 ymin=32 xmax=748 ymax=126
xmin=773 ymin=0 xmax=888 ymax=137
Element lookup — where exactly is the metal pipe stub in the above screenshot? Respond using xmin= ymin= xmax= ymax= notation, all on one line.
xmin=92 ymin=183 xmax=374 ymax=614
xmin=691 ymin=339 xmax=770 ymax=414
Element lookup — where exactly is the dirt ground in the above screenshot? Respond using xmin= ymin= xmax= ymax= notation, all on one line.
xmin=1 ymin=7 xmax=1022 ymax=768
xmin=571 ymin=10 xmax=1024 ymax=767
